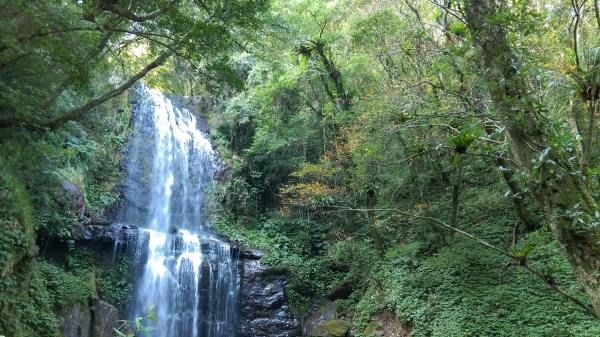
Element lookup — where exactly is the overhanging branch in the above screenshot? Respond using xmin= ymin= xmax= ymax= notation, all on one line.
xmin=0 ymin=51 xmax=174 ymax=131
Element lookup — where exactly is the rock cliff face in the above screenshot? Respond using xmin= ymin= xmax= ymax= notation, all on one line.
xmin=59 ymin=299 xmax=134 ymax=337
xmin=239 ymin=251 xmax=302 ymax=337
xmin=71 ymin=224 xmax=139 ymax=242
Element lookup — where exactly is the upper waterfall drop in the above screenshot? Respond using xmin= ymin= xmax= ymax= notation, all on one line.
xmin=117 ymin=84 xmax=238 ymax=337
xmin=120 ymin=84 xmax=216 ymax=233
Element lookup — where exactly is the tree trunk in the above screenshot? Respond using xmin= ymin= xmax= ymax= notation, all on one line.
xmin=464 ymin=0 xmax=600 ymax=317
xmin=367 ymin=189 xmax=384 ymax=258
xmin=450 ymin=154 xmax=461 ymax=244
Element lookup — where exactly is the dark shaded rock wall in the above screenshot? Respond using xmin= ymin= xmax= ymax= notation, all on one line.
xmin=59 ymin=302 xmax=92 ymax=337
xmin=59 ymin=299 xmax=133 ymax=337
xmin=239 ymin=257 xmax=301 ymax=337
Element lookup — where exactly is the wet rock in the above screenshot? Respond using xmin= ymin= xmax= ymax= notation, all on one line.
xmin=311 ymin=319 xmax=352 ymax=337
xmin=71 ymin=224 xmax=138 ymax=243
xmin=242 ymin=248 xmax=266 ymax=260
xmin=121 ymin=225 xmax=138 ymax=230
xmin=239 ymin=258 xmax=301 ymax=337
xmin=71 ymin=224 xmax=112 ymax=242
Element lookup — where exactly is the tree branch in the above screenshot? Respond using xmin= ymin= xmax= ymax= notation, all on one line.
xmin=0 ymin=27 xmax=97 ymax=54
xmin=31 ymin=31 xmax=115 ymax=115
xmin=0 ymin=51 xmax=173 ymax=131
xmin=106 ymin=0 xmax=183 ymax=22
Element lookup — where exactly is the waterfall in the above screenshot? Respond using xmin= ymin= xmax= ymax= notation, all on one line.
xmin=117 ymin=84 xmax=238 ymax=337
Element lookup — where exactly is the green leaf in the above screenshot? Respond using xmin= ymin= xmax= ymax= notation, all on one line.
xmin=142 ymin=327 xmax=154 ymax=337
xmin=113 ymin=328 xmax=127 ymax=337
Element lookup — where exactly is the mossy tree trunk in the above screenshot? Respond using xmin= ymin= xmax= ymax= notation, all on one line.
xmin=464 ymin=0 xmax=600 ymax=318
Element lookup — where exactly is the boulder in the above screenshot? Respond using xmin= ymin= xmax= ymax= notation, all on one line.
xmin=93 ymin=299 xmax=132 ymax=337
xmin=311 ymin=319 xmax=352 ymax=337
xmin=59 ymin=302 xmax=92 ymax=337
xmin=303 ymin=301 xmax=337 ymax=336
xmin=242 ymin=248 xmax=266 ymax=260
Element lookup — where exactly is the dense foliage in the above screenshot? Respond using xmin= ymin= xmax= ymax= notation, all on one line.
xmin=211 ymin=0 xmax=600 ymax=335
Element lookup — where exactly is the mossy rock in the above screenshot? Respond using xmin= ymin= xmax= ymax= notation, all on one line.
xmin=311 ymin=319 xmax=352 ymax=337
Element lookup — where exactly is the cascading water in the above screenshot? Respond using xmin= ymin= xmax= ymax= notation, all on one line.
xmin=117 ymin=84 xmax=237 ymax=337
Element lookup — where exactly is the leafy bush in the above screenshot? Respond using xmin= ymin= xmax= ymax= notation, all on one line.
xmin=0 ymin=171 xmax=59 ymax=337
xmin=39 ymin=260 xmax=94 ymax=312
xmin=100 ymin=257 xmax=133 ymax=309
xmin=65 ymin=247 xmax=95 ymax=277
xmin=0 ymin=260 xmax=60 ymax=337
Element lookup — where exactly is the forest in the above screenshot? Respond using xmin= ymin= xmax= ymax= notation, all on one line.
xmin=1 ymin=0 xmax=600 ymax=336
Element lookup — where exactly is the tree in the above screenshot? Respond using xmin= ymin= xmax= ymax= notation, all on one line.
xmin=0 ymin=0 xmax=269 ymax=131
xmin=463 ymin=0 xmax=600 ymax=316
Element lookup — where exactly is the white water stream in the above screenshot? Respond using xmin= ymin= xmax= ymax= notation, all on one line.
xmin=119 ymin=84 xmax=237 ymax=337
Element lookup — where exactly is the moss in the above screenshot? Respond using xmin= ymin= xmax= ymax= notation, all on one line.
xmin=363 ymin=322 xmax=380 ymax=335
xmin=311 ymin=319 xmax=352 ymax=337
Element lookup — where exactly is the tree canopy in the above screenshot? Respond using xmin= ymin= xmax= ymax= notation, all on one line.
xmin=0 ymin=0 xmax=269 ymax=131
